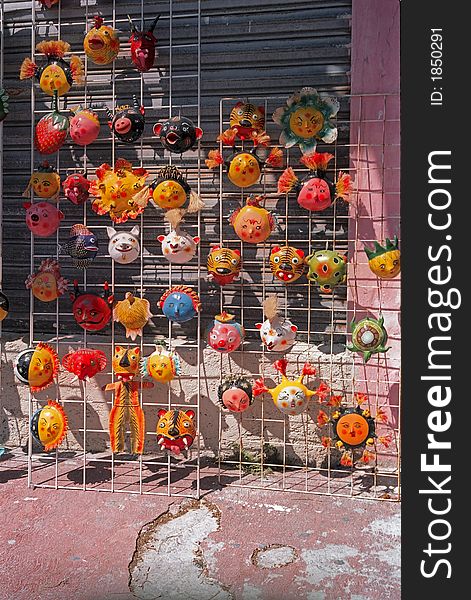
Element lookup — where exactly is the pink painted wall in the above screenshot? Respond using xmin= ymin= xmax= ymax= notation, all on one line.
xmin=348 ymin=0 xmax=400 ymax=433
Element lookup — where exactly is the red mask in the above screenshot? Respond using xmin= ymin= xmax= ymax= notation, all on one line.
xmin=297 ymin=176 xmax=332 ymax=212
xmin=70 ymin=281 xmax=114 ymax=332
xmin=128 ymin=15 xmax=159 ymax=73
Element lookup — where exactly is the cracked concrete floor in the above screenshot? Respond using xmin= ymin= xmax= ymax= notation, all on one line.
xmin=0 ymin=453 xmax=400 ymax=600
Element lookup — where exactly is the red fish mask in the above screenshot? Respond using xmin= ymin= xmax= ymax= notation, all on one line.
xmin=62 ymin=348 xmax=107 ymax=381
xmin=128 ymin=15 xmax=159 ymax=73
xmin=70 ymin=281 xmax=114 ymax=332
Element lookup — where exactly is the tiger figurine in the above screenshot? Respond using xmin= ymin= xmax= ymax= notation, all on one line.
xmin=156 ymin=409 xmax=196 ymax=455
xmin=221 ymin=101 xmax=267 ymax=142
xmin=269 ymin=245 xmax=305 ymax=283
xmin=207 ymin=245 xmax=242 ymax=286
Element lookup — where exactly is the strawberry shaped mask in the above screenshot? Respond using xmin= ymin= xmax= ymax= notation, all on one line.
xmin=128 ymin=14 xmax=160 ymax=73
xmin=34 ymin=92 xmax=69 ymax=155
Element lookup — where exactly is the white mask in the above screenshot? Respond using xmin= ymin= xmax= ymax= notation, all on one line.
xmin=107 ymin=226 xmax=140 ymax=264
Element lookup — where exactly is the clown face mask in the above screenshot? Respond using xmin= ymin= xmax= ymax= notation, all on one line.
xmin=70 ymin=281 xmax=114 ymax=332
xmin=25 ymin=259 xmax=68 ymax=302
xmin=14 ymin=342 xmax=59 ymax=392
xmin=156 ymin=409 xmax=196 ymax=455
xmin=217 ymin=376 xmax=253 ymax=413
xmin=140 ymin=345 xmax=181 ymax=384
xmin=31 ymin=400 xmax=68 ymax=452
xmin=208 ymin=312 xmax=245 ymax=354
xmin=23 ymin=162 xmax=61 ymax=200
xmin=159 ymin=286 xmax=201 ymax=323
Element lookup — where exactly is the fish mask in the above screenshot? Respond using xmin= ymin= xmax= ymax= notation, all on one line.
xmin=206 ymin=246 xmax=241 ymax=286
xmin=229 ymin=195 xmax=276 ymax=244
xmin=20 ymin=39 xmax=83 ymax=97
xmin=62 ymin=348 xmax=107 ymax=381
xmin=305 ymin=249 xmax=347 ymax=293
xmin=63 ymin=173 xmax=91 ymax=205
xmin=24 ymin=202 xmax=64 ymax=238
xmin=269 ymin=245 xmax=305 ymax=283
xmin=25 ymin=259 xmax=68 ymax=302
xmin=156 ymin=409 xmax=196 ymax=455
xmin=128 ymin=14 xmax=159 ymax=72
xmin=31 ymin=400 xmax=68 ymax=452
xmin=70 ymin=280 xmax=114 ymax=332
xmin=60 ymin=224 xmax=98 ymax=269
xmin=107 ymin=225 xmax=140 ymax=264
xmin=159 ymin=285 xmax=201 ymax=323
xmin=23 ymin=162 xmax=61 ymax=200
xmin=140 ymin=345 xmax=181 ymax=384
xmin=217 ymin=376 xmax=254 ymax=413
xmin=153 ymin=116 xmax=203 ymax=154
xmin=84 ymin=16 xmax=120 ymax=65
xmin=113 ymin=292 xmax=152 ymax=341
xmin=207 ymin=312 xmax=244 ymax=353
xmin=69 ymin=106 xmax=100 ymax=146
xmin=14 ymin=342 xmax=59 ymax=392
xmin=106 ymin=96 xmax=145 ymax=144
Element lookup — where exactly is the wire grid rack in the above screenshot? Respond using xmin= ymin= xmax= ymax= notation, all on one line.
xmin=21 ymin=1 xmax=400 ymax=502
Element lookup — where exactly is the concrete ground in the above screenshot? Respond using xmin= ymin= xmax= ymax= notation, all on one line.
xmin=0 ymin=451 xmax=400 ymax=600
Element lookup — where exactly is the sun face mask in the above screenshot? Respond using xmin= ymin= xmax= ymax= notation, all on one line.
xmin=347 ymin=315 xmax=390 ymax=363
xmin=69 ymin=106 xmax=100 ymax=146
xmin=128 ymin=14 xmax=159 ymax=72
xmin=157 ymin=209 xmax=200 ymax=265
xmin=217 ymin=376 xmax=254 ymax=413
xmin=113 ymin=292 xmax=152 ymax=341
xmin=62 ymin=348 xmax=107 ymax=381
xmin=107 ymin=225 xmax=140 ymax=265
xmin=255 ymin=296 xmax=298 ymax=353
xmin=269 ymin=245 xmax=305 ymax=283
xmin=24 ymin=201 xmax=64 ymax=238
xmin=30 ymin=400 xmax=68 ymax=452
xmin=84 ymin=16 xmax=120 ymax=65
xmin=15 ymin=342 xmax=59 ymax=392
xmin=20 ymin=39 xmax=83 ymax=97
xmin=305 ymin=249 xmax=348 ymax=293
xmin=272 ymin=87 xmax=339 ymax=153
xmin=278 ymin=152 xmax=352 ymax=212
xmin=159 ymin=286 xmax=201 ymax=323
xmin=208 ymin=312 xmax=245 ymax=354
xmin=105 ymin=96 xmax=145 ymax=144
xmin=140 ymin=345 xmax=181 ymax=384
xmin=207 ymin=245 xmax=242 ymax=286
xmin=23 ymin=162 xmax=61 ymax=201
xmin=229 ymin=195 xmax=276 ymax=244
xmin=156 ymin=409 xmax=196 ymax=455
xmin=25 ymin=259 xmax=68 ymax=302
xmin=70 ymin=280 xmax=114 ymax=332
xmin=89 ymin=159 xmax=149 ymax=224
xmin=364 ymin=237 xmax=401 ymax=279
xmin=59 ymin=224 xmax=98 ymax=269
xmin=153 ymin=116 xmax=203 ymax=154
xmin=253 ymin=359 xmax=318 ymax=416
xmin=317 ymin=392 xmax=391 ymax=467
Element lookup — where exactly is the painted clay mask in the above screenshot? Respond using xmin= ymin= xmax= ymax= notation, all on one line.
xmin=278 ymin=152 xmax=352 ymax=212
xmin=24 ymin=202 xmax=64 ymax=238
xmin=347 ymin=315 xmax=390 ymax=363
xmin=153 ymin=116 xmax=203 ymax=154
xmin=273 ymin=87 xmax=339 ymax=153
xmin=229 ymin=195 xmax=276 ymax=244
xmin=25 ymin=259 xmax=68 ymax=302
xmin=159 ymin=285 xmax=201 ymax=323
xmin=69 ymin=106 xmax=100 ymax=146
xmin=59 ymin=224 xmax=98 ymax=269
xmin=145 ymin=165 xmax=204 ymax=213
xmin=217 ymin=376 xmax=254 ymax=413
xmin=226 ymin=101 xmax=266 ymax=141
xmin=207 ymin=245 xmax=241 ymax=286
xmin=269 ymin=245 xmax=305 ymax=283
xmin=70 ymin=281 xmax=114 ymax=332
xmin=20 ymin=39 xmax=83 ymax=97
xmin=140 ymin=345 xmax=181 ymax=384
xmin=364 ymin=237 xmax=401 ymax=279
xmin=317 ymin=393 xmax=391 ymax=467
xmin=112 ymin=345 xmax=141 ymax=380
xmin=84 ymin=16 xmax=120 ymax=65
xmin=157 ymin=209 xmax=200 ymax=265
xmin=156 ymin=409 xmax=196 ymax=455
xmin=34 ymin=91 xmax=69 ymax=155
xmin=208 ymin=312 xmax=245 ymax=354
xmin=0 ymin=88 xmax=9 ymax=122
xmin=113 ymin=292 xmax=152 ymax=341
xmin=89 ymin=159 xmax=149 ymax=224
xmin=23 ymin=162 xmax=61 ymax=201
xmin=107 ymin=225 xmax=140 ymax=265
xmin=14 ymin=342 xmax=59 ymax=392
xmin=305 ymin=249 xmax=348 ymax=293
xmin=31 ymin=400 xmax=68 ymax=452
xmin=38 ymin=1 xmax=60 ymax=9
xmin=63 ymin=173 xmax=91 ymax=205
xmin=105 ymin=96 xmax=145 ymax=144
xmin=206 ymin=130 xmax=282 ymax=189
xmin=62 ymin=349 xmax=107 ymax=381
xmin=255 ymin=296 xmax=297 ymax=352
xmin=0 ymin=291 xmax=9 ymax=322
xmin=253 ymin=359 xmax=317 ymax=416
xmin=128 ymin=14 xmax=159 ymax=72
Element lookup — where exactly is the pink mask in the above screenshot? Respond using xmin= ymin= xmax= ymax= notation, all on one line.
xmin=297 ymin=176 xmax=332 ymax=212
xmin=23 ymin=201 xmax=64 ymax=237
xmin=69 ymin=107 xmax=100 ymax=146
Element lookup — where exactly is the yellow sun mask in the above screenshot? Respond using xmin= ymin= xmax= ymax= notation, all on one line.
xmin=31 ymin=400 xmax=68 ymax=452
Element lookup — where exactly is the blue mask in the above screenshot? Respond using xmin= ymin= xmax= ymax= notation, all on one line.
xmin=161 ymin=291 xmax=197 ymax=323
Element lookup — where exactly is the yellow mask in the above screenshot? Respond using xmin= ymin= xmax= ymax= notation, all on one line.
xmin=31 ymin=400 xmax=68 ymax=452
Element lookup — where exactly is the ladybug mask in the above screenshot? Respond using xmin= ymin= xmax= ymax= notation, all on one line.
xmin=128 ymin=14 xmax=160 ymax=72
